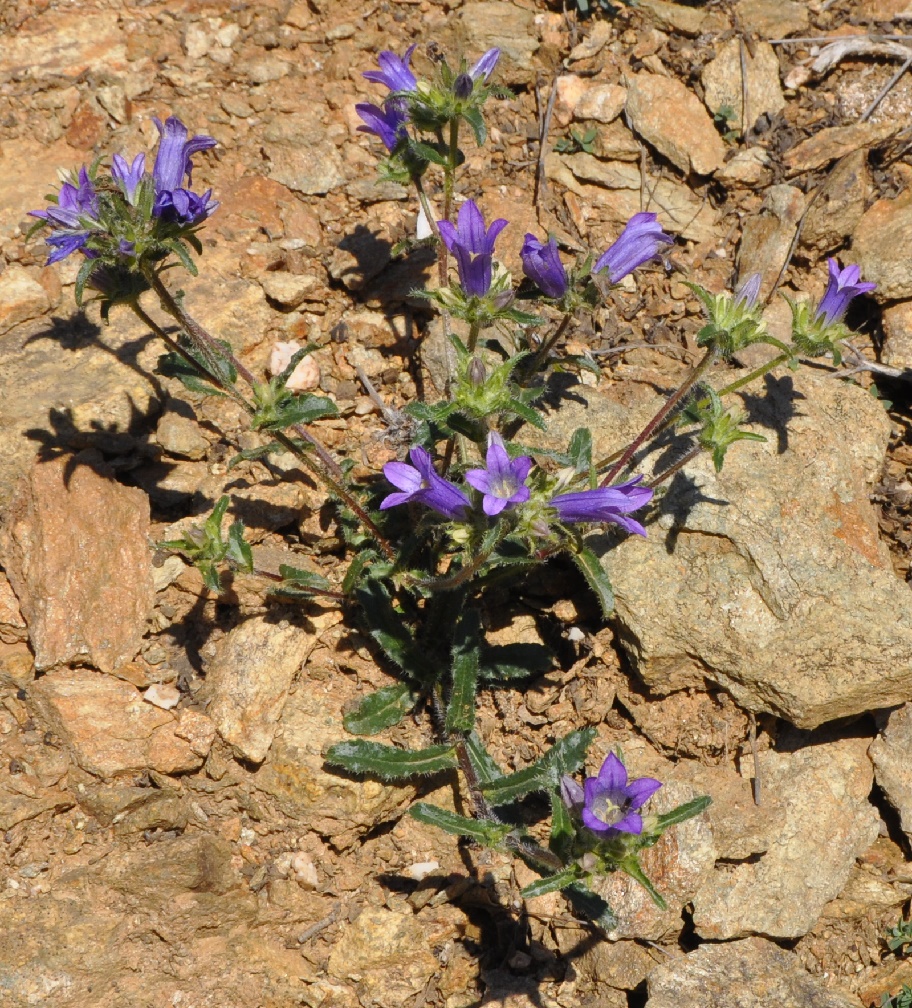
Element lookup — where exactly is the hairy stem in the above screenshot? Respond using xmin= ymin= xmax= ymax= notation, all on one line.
xmin=647 ymin=444 xmax=702 ymax=487
xmin=467 ymin=320 xmax=481 ymax=354
xmin=443 ymin=117 xmax=460 ymax=224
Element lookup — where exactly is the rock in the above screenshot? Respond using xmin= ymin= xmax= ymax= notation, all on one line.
xmin=328 ymin=226 xmax=393 ymax=291
xmin=205 ymin=616 xmax=316 ymax=764
xmin=260 ymin=271 xmax=323 ymax=310
xmin=453 ymin=3 xmax=540 ymax=87
xmin=268 ymin=340 xmax=321 ymax=390
xmin=871 ymin=704 xmax=912 ymax=838
xmin=592 ymin=121 xmax=642 ymax=162
xmin=636 ymin=0 xmax=717 ymax=36
xmin=737 ymin=184 xmax=807 ymax=301
xmin=155 ymin=410 xmax=209 ymax=460
xmin=589 ymin=781 xmax=716 ymax=940
xmin=239 ymin=56 xmax=291 ymax=83
xmin=174 ymin=708 xmax=216 ymax=759
xmin=853 ymin=190 xmax=912 ymax=300
xmin=568 ymin=21 xmax=614 ymax=62
xmin=801 ymin=149 xmax=870 ymax=251
xmin=256 ymin=671 xmax=416 ymax=849
xmin=216 ymin=175 xmax=293 ymax=242
xmin=0 ymin=782 xmax=73 ymax=831
xmin=882 ymin=302 xmax=912 ymax=369
xmin=1 ymin=452 xmax=153 ymax=674
xmin=29 ymin=669 xmax=202 ymax=778
xmin=0 ymin=571 xmax=27 ymax=643
xmin=267 ymin=142 xmax=345 ymax=196
xmin=733 ymin=0 xmax=809 ymax=38
xmin=0 ymin=9 xmax=128 ymax=79
xmin=553 ymin=75 xmax=589 ymax=127
xmin=572 ymin=939 xmax=659 ymax=994
xmin=692 ymin=736 xmax=878 ymax=939
xmin=0 ymin=641 xmax=34 ymax=689
xmin=143 ymin=682 xmax=180 ymax=710
xmin=625 ymin=73 xmax=726 ymax=176
xmin=701 ymin=39 xmax=785 ymax=131
xmin=574 ymin=84 xmax=627 ymax=124
xmin=715 ymin=147 xmax=772 ymax=187
xmin=178 ymin=273 xmax=274 ymax=355
xmin=785 ymin=122 xmax=898 ymax=175
xmin=0 ymin=266 xmax=51 ymax=336
xmin=327 ymin=908 xmax=439 ymax=1004
xmin=645 ymin=937 xmax=859 ymax=1008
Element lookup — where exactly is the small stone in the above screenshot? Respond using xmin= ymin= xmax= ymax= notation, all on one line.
xmin=636 ymin=0 xmax=715 ymax=36
xmin=574 ymin=84 xmax=627 ymax=124
xmin=553 ymin=75 xmax=588 ymax=127
xmin=0 ymin=266 xmax=50 ymax=336
xmin=221 ymin=92 xmax=254 ymax=119
xmin=268 ymin=340 xmax=321 ymax=390
xmin=143 ymin=683 xmax=181 ymax=710
xmin=785 ymin=121 xmax=898 ymax=175
xmin=152 ymin=555 xmax=186 ymax=593
xmin=173 ymin=708 xmax=216 ymax=759
xmin=568 ymin=21 xmax=614 ymax=61
xmin=267 ymin=142 xmax=345 ymax=196
xmin=645 ymin=937 xmax=858 ymax=1008
xmin=403 ymin=861 xmax=440 ymax=881
xmin=625 ymin=72 xmax=727 ymax=176
xmin=260 ymin=272 xmax=322 ymax=311
xmin=239 ymin=57 xmax=290 ymax=83
xmin=733 ymin=0 xmax=809 ymax=38
xmin=204 ymin=616 xmax=317 ymax=764
xmin=882 ymin=301 xmax=912 ymax=369
xmin=0 ymin=572 xmax=26 ymax=644
xmin=871 ymin=704 xmax=912 ymax=839
xmin=715 ymin=147 xmax=772 ymax=187
xmin=0 ymin=452 xmax=153 ymax=674
xmin=852 ymin=190 xmax=912 ymax=300
xmin=702 ymin=39 xmax=785 ymax=131
xmin=155 ymin=412 xmax=209 ymax=460
xmin=801 ymin=149 xmax=870 ymax=251
xmin=289 ymin=852 xmax=319 ymax=889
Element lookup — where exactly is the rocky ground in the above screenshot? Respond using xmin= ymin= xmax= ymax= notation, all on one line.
xmin=3 ymin=0 xmax=912 ymax=1005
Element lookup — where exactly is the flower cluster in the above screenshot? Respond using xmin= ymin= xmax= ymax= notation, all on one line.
xmin=561 ymin=753 xmax=662 ymax=837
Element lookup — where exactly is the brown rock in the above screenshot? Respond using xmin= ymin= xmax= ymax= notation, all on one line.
xmin=0 ymin=265 xmax=51 ymax=336
xmin=784 ymin=121 xmax=898 ymax=175
xmin=871 ymin=704 xmax=912 ymax=839
xmin=636 ymin=0 xmax=719 ymax=36
xmin=853 ymin=190 xmax=912 ymax=300
xmin=882 ymin=301 xmax=912 ymax=369
xmin=801 ymin=149 xmax=870 ymax=251
xmin=205 ymin=616 xmax=317 ymax=764
xmin=65 ymin=100 xmax=107 ymax=150
xmin=30 ymin=669 xmax=201 ymax=778
xmin=0 ymin=9 xmax=128 ymax=79
xmin=702 ymin=39 xmax=785 ymax=132
xmin=155 ymin=411 xmax=209 ymax=460
xmin=0 ymin=782 xmax=73 ymax=831
xmin=715 ymin=148 xmax=772 ymax=187
xmin=737 ymin=184 xmax=807 ymax=301
xmin=0 ymin=571 xmax=27 ymax=643
xmin=0 ymin=641 xmax=34 ymax=689
xmin=453 ymin=3 xmax=540 ymax=87
xmin=733 ymin=0 xmax=809 ymax=38
xmin=574 ymin=84 xmax=627 ymax=124
xmin=215 ymin=175 xmax=293 ymax=242
xmin=1 ymin=452 xmax=153 ymax=674
xmin=625 ymin=73 xmax=726 ymax=176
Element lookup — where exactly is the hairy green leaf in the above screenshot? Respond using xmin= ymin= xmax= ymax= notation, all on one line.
xmin=409 ymin=803 xmax=511 ymax=845
xmin=480 ymin=728 xmax=596 ymax=806
xmin=620 ymin=855 xmax=667 ymax=910
xmin=343 ymin=683 xmax=417 ymax=736
xmin=464 ymin=731 xmax=503 ymax=787
xmin=653 ymin=795 xmax=712 ymax=831
xmin=446 ymin=609 xmax=481 ymax=732
xmin=326 ymin=740 xmax=457 ymax=780
xmin=478 ymin=642 xmax=553 ymax=680
xmin=564 ymin=884 xmax=618 ymax=930
xmin=520 ymin=864 xmax=580 ymax=899
xmin=570 ymin=546 xmax=615 ymax=618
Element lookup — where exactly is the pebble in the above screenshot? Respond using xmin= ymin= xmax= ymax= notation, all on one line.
xmin=143 ymin=683 xmax=181 ymax=711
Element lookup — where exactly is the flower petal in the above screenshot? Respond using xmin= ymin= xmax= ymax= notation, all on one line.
xmin=597 ymin=752 xmax=628 ymax=792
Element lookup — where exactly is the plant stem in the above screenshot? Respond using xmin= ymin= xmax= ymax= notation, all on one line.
xmin=526 ymin=312 xmax=572 ymax=379
xmin=647 ymin=444 xmax=702 ymax=487
xmin=715 ymin=351 xmax=791 ymax=398
xmin=415 ymin=174 xmax=448 ymax=289
xmin=467 ymin=320 xmax=481 ymax=353
xmin=443 ymin=117 xmax=460 ymax=224
xmin=599 ymin=349 xmax=717 ymax=487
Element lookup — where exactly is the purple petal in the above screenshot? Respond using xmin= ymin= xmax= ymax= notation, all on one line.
xmin=624 ymin=777 xmax=663 ymax=809
xmin=437 ymin=219 xmax=458 ymax=252
xmin=560 ymin=774 xmax=584 ymax=810
xmin=597 ymin=752 xmax=628 ymax=792
xmin=379 ymin=490 xmax=416 ymax=511
xmin=485 ymin=432 xmax=511 ymax=477
xmin=408 ymin=445 xmax=435 ymax=480
xmin=483 ymin=494 xmax=510 ymax=516
xmin=581 ymin=806 xmax=616 ymax=834
xmin=611 ymin=812 xmax=644 ymax=835
xmin=457 ymin=200 xmax=487 ymax=251
xmin=469 ymin=48 xmax=501 ymax=82
xmin=383 ymin=460 xmax=423 ymax=493
xmin=464 ymin=469 xmax=494 ymax=495
xmin=453 ymin=246 xmax=492 ymax=297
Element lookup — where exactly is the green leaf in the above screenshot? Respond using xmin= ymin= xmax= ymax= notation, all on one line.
xmin=549 ymin=790 xmax=575 ymax=861
xmin=205 ymin=495 xmax=231 ymax=536
xmin=564 ymin=884 xmax=618 ymax=930
xmin=342 ymin=550 xmax=375 ymax=595
xmin=74 ymin=257 xmax=97 ymax=308
xmin=653 ymin=795 xmax=712 ymax=831
xmin=567 ymin=428 xmax=592 ymax=473
xmin=199 ymin=560 xmax=222 ymax=593
xmin=569 ymin=546 xmax=614 ymax=618
xmin=520 ymin=864 xmax=581 ymax=899
xmin=481 ymin=728 xmax=596 ymax=806
xmin=343 ymin=683 xmax=418 ymax=736
xmin=410 ymin=140 xmax=449 ymax=166
xmin=225 ymin=520 xmax=253 ymax=573
xmin=166 ymin=238 xmax=199 ymax=276
xmin=446 ymin=609 xmax=481 ymax=732
xmin=478 ymin=642 xmax=553 ymax=680
xmin=326 ymin=740 xmax=457 ymax=780
xmin=505 ymin=398 xmax=546 ymax=430
xmin=156 ymin=351 xmax=228 ymax=397
xmin=355 ymin=582 xmax=436 ymax=683
xmin=462 ymin=106 xmax=486 ymax=147
xmin=464 ymin=731 xmax=503 ymax=786
xmin=620 ymin=855 xmax=667 ymax=910
xmin=276 ymin=563 xmax=332 ymax=595
xmin=409 ymin=803 xmax=511 ymax=845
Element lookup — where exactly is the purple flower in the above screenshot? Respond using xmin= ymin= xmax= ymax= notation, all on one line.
xmin=356 ymin=101 xmax=408 ymax=152
xmin=814 ymin=258 xmax=876 ymax=327
xmin=111 ymin=152 xmax=146 ymax=204
xmin=520 ymin=233 xmax=568 ymax=299
xmin=363 ymin=45 xmax=418 ymax=93
xmin=44 ymin=232 xmax=91 ymax=264
xmin=735 ymin=272 xmax=762 ymax=308
xmin=580 ymin=753 xmax=662 ymax=836
xmin=381 ymin=446 xmax=471 ymax=520
xmin=465 ymin=432 xmax=532 ymax=516
xmin=593 ymin=212 xmax=673 ymax=284
xmin=550 ymin=476 xmax=653 ymax=536
xmin=29 ymin=167 xmax=100 ymax=264
xmin=438 ymin=200 xmax=508 ymax=297
xmin=153 ymin=187 xmax=219 ymax=226
xmin=151 ymin=117 xmax=218 ymax=225
xmin=469 ymin=48 xmax=500 ymax=82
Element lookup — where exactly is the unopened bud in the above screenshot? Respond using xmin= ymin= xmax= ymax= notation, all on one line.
xmin=453 ymin=73 xmax=473 ymax=99
xmin=468 ymin=356 xmax=487 ymax=386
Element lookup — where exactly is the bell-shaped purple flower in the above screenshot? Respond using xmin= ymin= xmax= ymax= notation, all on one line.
xmin=437 ymin=200 xmax=508 ymax=297
xmin=734 ymin=272 xmax=762 ymax=308
xmin=581 ymin=753 xmax=662 ymax=836
xmin=152 ymin=116 xmax=216 ymax=191
xmin=469 ymin=48 xmax=500 ymax=82
xmin=520 ymin=233 xmax=568 ymax=299
xmin=363 ymin=45 xmax=418 ymax=93
xmin=593 ymin=212 xmax=673 ymax=284
xmin=29 ymin=167 xmax=100 ymax=264
xmin=44 ymin=232 xmax=91 ymax=264
xmin=111 ymin=152 xmax=146 ymax=205
xmin=381 ymin=446 xmax=471 ymax=520
xmin=814 ymin=258 xmax=876 ymax=327
xmin=465 ymin=432 xmax=532 ymax=516
xmin=356 ymin=101 xmax=408 ymax=152
xmin=153 ymin=187 xmax=219 ymax=226
xmin=550 ymin=475 xmax=653 ymax=536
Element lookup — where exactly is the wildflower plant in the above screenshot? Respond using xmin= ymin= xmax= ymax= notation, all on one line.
xmin=30 ymin=40 xmax=879 ymax=932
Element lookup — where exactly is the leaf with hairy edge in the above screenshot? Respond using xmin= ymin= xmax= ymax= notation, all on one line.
xmin=409 ymin=803 xmax=512 ymax=846
xmin=342 ymin=550 xmax=375 ymax=595
xmin=355 ymin=582 xmax=435 ymax=683
xmin=549 ymin=790 xmax=574 ymax=861
xmin=565 ymin=884 xmax=618 ymax=930
xmin=446 ymin=609 xmax=481 ymax=732
xmin=226 ymin=521 xmax=253 ymax=573
xmin=481 ymin=728 xmax=596 ymax=806
xmin=570 ymin=546 xmax=615 ymax=618
xmin=343 ymin=683 xmax=418 ymax=736
xmin=464 ymin=731 xmax=503 ymax=786
xmin=567 ymin=428 xmax=592 ymax=474
xmin=653 ymin=795 xmax=712 ymax=831
xmin=620 ymin=855 xmax=667 ymax=910
xmin=520 ymin=864 xmax=580 ymax=899
xmin=326 ymin=740 xmax=457 ymax=780
xmin=277 ymin=564 xmax=332 ymax=594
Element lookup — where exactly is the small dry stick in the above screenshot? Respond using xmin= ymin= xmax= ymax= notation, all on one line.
xmin=748 ymin=710 xmax=762 ymax=806
xmin=297 ymin=903 xmax=342 ymax=944
xmin=861 ymin=52 xmax=912 ymax=121
xmin=534 ymin=71 xmax=559 ymax=205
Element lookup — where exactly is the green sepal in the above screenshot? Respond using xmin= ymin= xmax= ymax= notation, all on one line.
xmin=520 ymin=864 xmax=581 ymax=899
xmin=409 ymin=803 xmax=512 ymax=846
xmin=446 ymin=609 xmax=481 ymax=732
xmin=480 ymin=727 xmax=596 ymax=806
xmin=619 ymin=855 xmax=667 ymax=910
xmin=326 ymin=740 xmax=457 ymax=780
xmin=569 ymin=545 xmax=615 ymax=618
xmin=343 ymin=683 xmax=418 ymax=736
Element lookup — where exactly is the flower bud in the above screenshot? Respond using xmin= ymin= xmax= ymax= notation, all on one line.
xmin=468 ymin=356 xmax=487 ymax=386
xmin=453 ymin=72 xmax=473 ymax=99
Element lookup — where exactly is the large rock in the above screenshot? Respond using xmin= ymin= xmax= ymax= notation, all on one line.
xmin=853 ymin=190 xmax=912 ymax=300
xmin=262 ymin=109 xmax=346 ymax=196
xmin=453 ymin=3 xmax=540 ymax=86
xmin=605 ymin=368 xmax=912 ymax=729
xmin=801 ymin=149 xmax=870 ymax=252
xmin=870 ymin=704 xmax=912 ymax=839
xmin=0 ymin=265 xmax=51 ymax=336
xmin=625 ymin=73 xmax=726 ymax=176
xmin=646 ymin=937 xmax=859 ymax=1008
xmin=882 ymin=301 xmax=912 ymax=369
xmin=738 ymin=184 xmax=806 ymax=301
xmin=692 ymin=736 xmax=878 ymax=939
xmin=702 ymin=39 xmax=785 ymax=132
xmin=205 ymin=615 xmax=317 ymax=764
xmin=1 ymin=452 xmax=153 ymax=674
xmin=29 ymin=669 xmax=203 ymax=778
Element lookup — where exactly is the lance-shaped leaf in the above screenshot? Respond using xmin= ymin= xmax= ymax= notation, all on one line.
xmin=326 ymin=740 xmax=457 ymax=780
xmin=276 ymin=564 xmax=332 ymax=596
xmin=619 ymin=855 xmax=667 ymax=910
xmin=520 ymin=863 xmax=581 ymax=899
xmin=549 ymin=790 xmax=575 ymax=861
xmin=481 ymin=727 xmax=596 ymax=806
xmin=342 ymin=549 xmax=375 ymax=595
xmin=343 ymin=683 xmax=418 ymax=736
xmin=565 ymin=884 xmax=619 ymax=931
xmin=356 ymin=581 xmax=436 ymax=683
xmin=567 ymin=427 xmax=593 ymax=474
xmin=652 ymin=795 xmax=712 ymax=832
xmin=409 ymin=803 xmax=512 ymax=846
xmin=446 ymin=608 xmax=481 ymax=732
xmin=569 ymin=545 xmax=615 ymax=618
xmin=225 ymin=520 xmax=253 ymax=573
xmin=464 ymin=731 xmax=503 ymax=787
